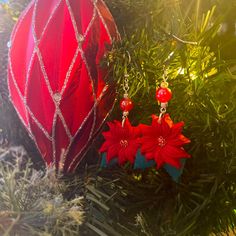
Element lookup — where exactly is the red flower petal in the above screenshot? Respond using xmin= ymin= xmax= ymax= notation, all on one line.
xmin=163 ymin=145 xmax=190 ymax=159
xmin=154 ymin=149 xmax=164 ymax=168
xmin=139 ymin=137 xmax=157 ymax=153
xmin=100 ymin=118 xmax=140 ymax=165
xmin=140 ymin=114 xmax=191 ymax=169
xmin=163 ymin=114 xmax=173 ymax=128
xmin=164 ymin=156 xmax=182 ymax=169
xmin=168 ymin=134 xmax=190 ymax=147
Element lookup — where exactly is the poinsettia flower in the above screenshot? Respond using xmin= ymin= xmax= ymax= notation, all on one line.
xmin=139 ymin=114 xmax=190 ymax=169
xmin=100 ymin=119 xmax=140 ymax=165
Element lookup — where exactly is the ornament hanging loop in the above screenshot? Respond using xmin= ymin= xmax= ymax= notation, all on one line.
xmin=162 ymin=65 xmax=168 ymax=83
xmin=120 ymin=72 xmax=133 ymax=127
xmin=122 ymin=73 xmax=130 ymax=127
xmin=156 ymin=66 xmax=172 ymax=123
xmin=158 ymin=103 xmax=167 ymax=123
xmin=122 ymin=111 xmax=129 ymax=127
xmin=123 ymin=74 xmax=130 ymax=97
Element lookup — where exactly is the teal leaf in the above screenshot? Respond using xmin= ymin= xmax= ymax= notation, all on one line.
xmin=101 ymin=152 xmax=186 ymax=182
xmin=100 ymin=153 xmax=117 ymax=168
xmin=134 ymin=150 xmax=155 ymax=169
xmin=164 ymin=159 xmax=186 ymax=182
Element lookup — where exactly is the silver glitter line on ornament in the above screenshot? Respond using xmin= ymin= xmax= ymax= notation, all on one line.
xmin=65 ymin=0 xmax=98 ymax=162
xmin=56 ymin=0 xmax=100 ymax=172
xmin=27 ymin=108 xmax=52 ymax=140
xmin=33 ymin=0 xmax=73 ymax=169
xmin=78 ymin=46 xmax=97 ymax=108
xmin=60 ymin=46 xmax=80 ymax=96
xmin=62 ymin=85 xmax=109 ymax=171
xmin=32 ymin=0 xmax=72 ymax=141
xmin=70 ymin=98 xmax=116 ymax=172
xmin=25 ymin=116 xmax=47 ymax=163
xmin=39 ymin=0 xmax=62 ymax=41
xmin=8 ymin=65 xmax=28 ymax=131
xmin=60 ymin=3 xmax=97 ymax=101
xmin=84 ymin=6 xmax=97 ymax=39
xmin=8 ymin=1 xmax=35 ymax=134
xmin=24 ymin=0 xmax=63 ymax=101
xmin=62 ymin=85 xmax=108 ymax=170
xmin=67 ymin=85 xmax=110 ymax=171
xmin=99 ymin=0 xmax=121 ymax=39
xmin=69 ymin=90 xmax=117 ymax=172
xmin=94 ymin=1 xmax=112 ymax=42
xmin=58 ymin=110 xmax=72 ymax=139
xmin=51 ymin=111 xmax=57 ymax=166
xmin=7 ymin=96 xmax=44 ymax=163
xmin=8 ymin=55 xmax=52 ymax=140
xmin=86 ymin=3 xmax=99 ymax=146
xmin=30 ymin=126 xmax=54 ymax=164
xmin=80 ymin=2 xmax=117 ymax=148
xmin=78 ymin=43 xmax=98 ymax=145
xmin=24 ymin=48 xmax=36 ymax=100
xmin=64 ymin=0 xmax=97 ymax=103
xmin=8 ymin=97 xmax=29 ymax=133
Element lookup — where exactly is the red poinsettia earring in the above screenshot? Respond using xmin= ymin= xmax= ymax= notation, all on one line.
xmin=139 ymin=66 xmax=191 ymax=170
xmin=99 ymin=74 xmax=140 ymax=165
xmin=100 ymin=66 xmax=191 ymax=181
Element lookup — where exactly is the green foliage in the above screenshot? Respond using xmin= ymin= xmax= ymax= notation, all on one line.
xmin=85 ymin=164 xmax=236 ymax=235
xmin=0 ymin=146 xmax=84 ymax=235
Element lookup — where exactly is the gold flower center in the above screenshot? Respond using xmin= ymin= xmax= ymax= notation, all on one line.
xmin=157 ymin=136 xmax=166 ymax=147
xmin=120 ymin=140 xmax=129 ymax=148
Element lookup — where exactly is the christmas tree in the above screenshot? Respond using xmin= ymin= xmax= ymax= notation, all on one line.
xmin=0 ymin=0 xmax=236 ymax=235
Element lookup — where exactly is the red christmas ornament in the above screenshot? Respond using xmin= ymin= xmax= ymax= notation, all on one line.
xmin=8 ymin=0 xmax=119 ymax=172
xmin=100 ymin=118 xmax=140 ymax=165
xmin=139 ymin=114 xmax=191 ymax=169
xmin=156 ymin=87 xmax=172 ymax=103
xmin=120 ymin=97 xmax=134 ymax=112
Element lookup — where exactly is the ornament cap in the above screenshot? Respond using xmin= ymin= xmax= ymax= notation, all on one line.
xmin=160 ymin=81 xmax=169 ymax=88
xmin=123 ymin=93 xmax=129 ymax=98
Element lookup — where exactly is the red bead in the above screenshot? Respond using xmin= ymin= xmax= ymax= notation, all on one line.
xmin=156 ymin=87 xmax=172 ymax=103
xmin=120 ymin=98 xmax=134 ymax=112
